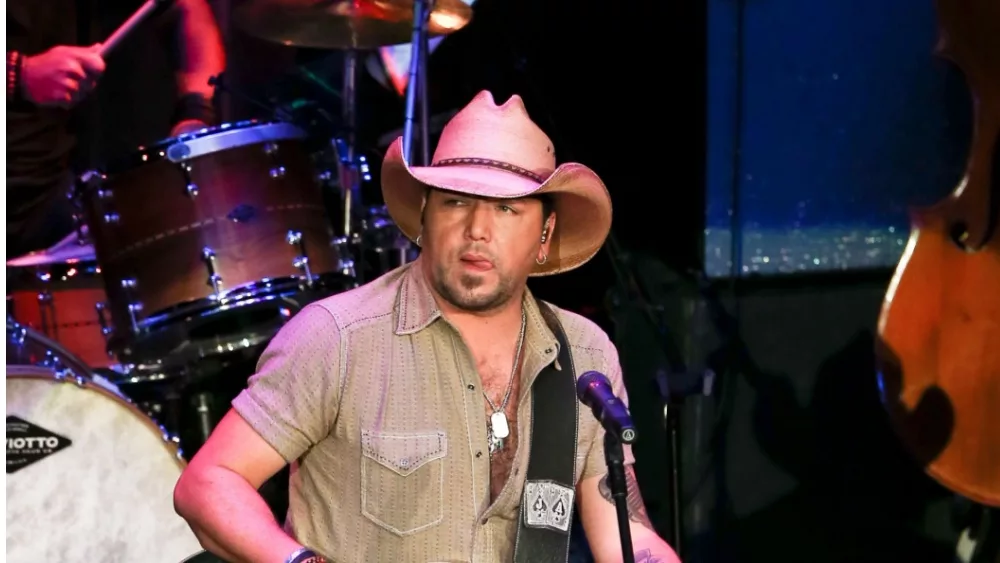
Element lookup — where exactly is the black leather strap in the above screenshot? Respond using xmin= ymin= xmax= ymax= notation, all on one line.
xmin=513 ymin=300 xmax=579 ymax=563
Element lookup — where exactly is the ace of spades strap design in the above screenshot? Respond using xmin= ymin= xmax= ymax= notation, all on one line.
xmin=513 ymin=299 xmax=579 ymax=563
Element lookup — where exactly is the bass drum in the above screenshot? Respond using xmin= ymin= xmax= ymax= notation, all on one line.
xmin=6 ymin=324 xmax=203 ymax=562
xmin=7 ymin=316 xmax=95 ymax=383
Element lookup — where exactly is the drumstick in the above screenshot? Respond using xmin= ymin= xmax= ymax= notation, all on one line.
xmin=99 ymin=0 xmax=176 ymax=57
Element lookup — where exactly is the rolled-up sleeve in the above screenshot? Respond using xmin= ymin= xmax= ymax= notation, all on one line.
xmin=231 ymin=304 xmax=342 ymax=462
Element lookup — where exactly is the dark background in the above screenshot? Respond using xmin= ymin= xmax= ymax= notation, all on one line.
xmin=80 ymin=0 xmax=978 ymax=560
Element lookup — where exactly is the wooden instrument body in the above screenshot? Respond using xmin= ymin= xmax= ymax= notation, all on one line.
xmin=876 ymin=0 xmax=1000 ymax=507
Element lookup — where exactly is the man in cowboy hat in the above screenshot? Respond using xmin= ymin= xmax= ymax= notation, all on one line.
xmin=174 ymin=91 xmax=681 ymax=563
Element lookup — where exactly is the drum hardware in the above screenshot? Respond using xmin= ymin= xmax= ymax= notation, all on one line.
xmin=36 ymin=284 xmax=55 ymax=336
xmin=403 ymin=0 xmax=433 ymax=166
xmin=201 ymin=247 xmax=223 ymax=296
xmin=231 ymin=0 xmax=473 ymax=50
xmin=321 ymin=49 xmax=373 ymax=283
xmin=287 ymin=230 xmax=317 ymax=286
xmin=322 ymin=135 xmax=375 ymax=281
xmin=194 ymin=391 xmax=214 ymax=445
xmin=229 ymin=0 xmax=472 ymax=275
xmin=364 ymin=205 xmax=419 ymax=273
xmin=105 ymin=341 xmax=270 ymax=457
xmin=95 ymin=301 xmax=115 ymax=343
xmin=68 ymin=180 xmax=95 ymax=249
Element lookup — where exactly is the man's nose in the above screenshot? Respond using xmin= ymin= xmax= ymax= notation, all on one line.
xmin=465 ymin=202 xmax=493 ymax=241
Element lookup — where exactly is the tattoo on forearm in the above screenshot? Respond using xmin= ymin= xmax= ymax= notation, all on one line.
xmin=597 ymin=466 xmax=654 ymax=529
xmin=634 ymin=548 xmax=664 ymax=563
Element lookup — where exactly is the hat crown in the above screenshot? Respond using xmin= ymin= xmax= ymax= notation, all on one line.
xmin=431 ymin=91 xmax=556 ymax=180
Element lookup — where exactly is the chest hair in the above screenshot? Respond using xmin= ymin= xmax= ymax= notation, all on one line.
xmin=478 ymin=356 xmax=524 ymax=504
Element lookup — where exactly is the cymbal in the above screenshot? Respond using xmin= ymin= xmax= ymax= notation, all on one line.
xmin=7 ymin=229 xmax=96 ymax=268
xmin=6 ymin=244 xmax=96 ymax=268
xmin=233 ymin=0 xmax=473 ymax=50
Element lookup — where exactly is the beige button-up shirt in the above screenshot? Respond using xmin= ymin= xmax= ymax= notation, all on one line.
xmin=232 ymin=258 xmax=634 ymax=562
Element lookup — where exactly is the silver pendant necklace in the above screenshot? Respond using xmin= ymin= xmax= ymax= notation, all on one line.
xmin=485 ymin=309 xmax=526 ymax=457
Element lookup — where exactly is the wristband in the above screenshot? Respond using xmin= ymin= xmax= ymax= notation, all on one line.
xmin=171 ymin=93 xmax=216 ymax=127
xmin=284 ymin=547 xmax=328 ymax=563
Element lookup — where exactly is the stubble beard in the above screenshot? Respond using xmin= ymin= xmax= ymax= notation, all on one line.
xmin=432 ymin=263 xmax=517 ymax=313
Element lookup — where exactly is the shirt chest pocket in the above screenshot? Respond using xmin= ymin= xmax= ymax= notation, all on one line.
xmin=361 ymin=429 xmax=448 ymax=536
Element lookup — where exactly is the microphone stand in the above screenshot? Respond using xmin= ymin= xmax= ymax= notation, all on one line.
xmin=604 ymin=430 xmax=636 ymax=563
xmin=403 ymin=0 xmax=431 ymax=166
xmin=604 ymin=232 xmax=715 ymax=556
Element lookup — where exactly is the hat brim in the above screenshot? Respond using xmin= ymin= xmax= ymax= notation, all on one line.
xmin=380 ymin=137 xmax=613 ymax=276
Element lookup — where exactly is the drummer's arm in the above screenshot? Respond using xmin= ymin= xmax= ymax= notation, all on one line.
xmin=170 ymin=0 xmax=225 ymax=133
xmin=174 ymin=305 xmax=341 ymax=562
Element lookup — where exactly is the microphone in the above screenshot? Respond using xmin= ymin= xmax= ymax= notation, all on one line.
xmin=576 ymin=371 xmax=637 ymax=444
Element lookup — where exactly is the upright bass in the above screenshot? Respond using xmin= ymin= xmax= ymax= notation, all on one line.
xmin=875 ymin=0 xmax=999 ymax=507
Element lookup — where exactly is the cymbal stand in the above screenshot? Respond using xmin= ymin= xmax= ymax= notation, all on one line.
xmin=403 ymin=0 xmax=432 ymax=166
xmin=330 ymin=49 xmax=364 ymax=282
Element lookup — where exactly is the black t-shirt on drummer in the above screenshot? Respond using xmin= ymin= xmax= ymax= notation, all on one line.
xmin=6 ymin=0 xmax=181 ymax=257
xmin=7 ymin=0 xmax=80 ymax=257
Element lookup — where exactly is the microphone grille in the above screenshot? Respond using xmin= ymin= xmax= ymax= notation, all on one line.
xmin=576 ymin=370 xmax=607 ymax=401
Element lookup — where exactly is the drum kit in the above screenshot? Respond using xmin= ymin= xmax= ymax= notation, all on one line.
xmin=5 ymin=1 xmax=472 ymax=561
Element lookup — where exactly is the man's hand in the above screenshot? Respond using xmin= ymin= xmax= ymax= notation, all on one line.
xmin=577 ymin=467 xmax=682 ymax=563
xmin=21 ymin=45 xmax=105 ymax=108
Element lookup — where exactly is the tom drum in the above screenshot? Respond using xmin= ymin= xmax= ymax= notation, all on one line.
xmin=7 ymin=258 xmax=116 ymax=368
xmin=77 ymin=120 xmax=346 ymax=364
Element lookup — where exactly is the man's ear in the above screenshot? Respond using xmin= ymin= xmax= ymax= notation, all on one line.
xmin=419 ymin=191 xmax=429 ymax=225
xmin=540 ymin=213 xmax=556 ymax=251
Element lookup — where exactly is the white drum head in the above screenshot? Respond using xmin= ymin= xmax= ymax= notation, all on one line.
xmin=6 ymin=366 xmax=204 ymax=562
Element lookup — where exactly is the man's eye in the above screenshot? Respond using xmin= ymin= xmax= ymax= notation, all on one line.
xmin=445 ymin=199 xmax=465 ymax=206
xmin=498 ymin=204 xmax=516 ymax=214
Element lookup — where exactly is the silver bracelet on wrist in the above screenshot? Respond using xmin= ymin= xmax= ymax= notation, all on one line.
xmin=284 ymin=547 xmax=313 ymax=563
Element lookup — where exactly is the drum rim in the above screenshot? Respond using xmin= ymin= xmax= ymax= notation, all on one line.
xmin=106 ymin=273 xmax=348 ymax=366
xmin=7 ymin=317 xmax=97 ymax=381
xmin=5 ymin=365 xmax=188 ymax=468
xmin=89 ymin=119 xmax=309 ymax=178
xmin=6 ymin=260 xmax=103 ymax=289
xmin=129 ymin=272 xmax=345 ymax=334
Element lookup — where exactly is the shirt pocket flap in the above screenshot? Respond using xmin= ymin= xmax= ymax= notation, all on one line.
xmin=361 ymin=430 xmax=447 ymax=477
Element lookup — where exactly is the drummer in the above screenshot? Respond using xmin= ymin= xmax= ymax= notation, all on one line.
xmin=6 ymin=0 xmax=226 ymax=258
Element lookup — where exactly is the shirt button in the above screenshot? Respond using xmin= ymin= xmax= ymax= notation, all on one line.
xmin=545 ymin=348 xmax=553 ymax=354
xmin=475 ymin=451 xmax=483 ymax=458
xmin=467 ymin=383 xmax=475 ymax=390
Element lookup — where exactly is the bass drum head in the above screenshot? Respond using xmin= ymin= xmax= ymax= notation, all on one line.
xmin=6 ymin=366 xmax=204 ymax=563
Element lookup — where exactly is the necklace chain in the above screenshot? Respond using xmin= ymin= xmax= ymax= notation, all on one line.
xmin=484 ymin=309 xmax=526 ymax=415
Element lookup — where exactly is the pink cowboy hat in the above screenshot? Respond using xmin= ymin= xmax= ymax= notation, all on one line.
xmin=380 ymin=90 xmax=613 ymax=276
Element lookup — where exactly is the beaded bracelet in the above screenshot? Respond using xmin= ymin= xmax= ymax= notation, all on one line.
xmin=285 ymin=547 xmax=328 ymax=563
xmin=7 ymin=50 xmax=23 ymax=102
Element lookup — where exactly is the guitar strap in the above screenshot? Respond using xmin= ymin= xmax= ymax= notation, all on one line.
xmin=513 ymin=300 xmax=579 ymax=563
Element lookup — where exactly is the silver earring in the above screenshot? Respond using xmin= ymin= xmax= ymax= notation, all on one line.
xmin=541 ymin=233 xmax=548 ymax=243
xmin=415 ymin=234 xmax=422 ymax=245
xmin=535 ymin=254 xmax=548 ymax=265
